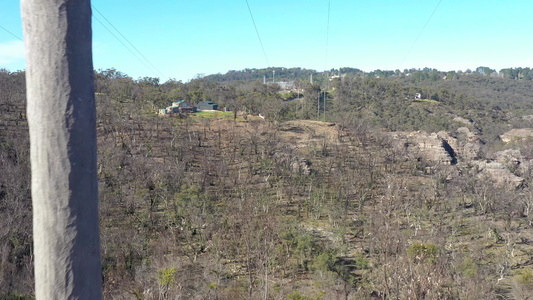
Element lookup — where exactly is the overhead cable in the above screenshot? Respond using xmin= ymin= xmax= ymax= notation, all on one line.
xmin=0 ymin=24 xmax=22 ymax=41
xmin=245 ymin=0 xmax=270 ymax=68
xmin=402 ymin=0 xmax=443 ymax=68
xmin=91 ymin=5 xmax=165 ymax=79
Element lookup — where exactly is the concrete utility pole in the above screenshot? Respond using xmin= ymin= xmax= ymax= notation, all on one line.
xmin=21 ymin=0 xmax=102 ymax=299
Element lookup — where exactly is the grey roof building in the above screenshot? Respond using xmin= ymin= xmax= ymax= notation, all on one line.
xmin=198 ymin=100 xmax=218 ymax=111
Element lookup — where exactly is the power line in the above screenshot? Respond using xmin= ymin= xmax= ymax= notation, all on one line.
xmin=91 ymin=14 xmax=153 ymax=75
xmin=245 ymin=0 xmax=270 ymax=68
xmin=0 ymin=24 xmax=22 ymax=41
xmin=402 ymin=0 xmax=443 ymax=68
xmin=91 ymin=5 xmax=165 ymax=79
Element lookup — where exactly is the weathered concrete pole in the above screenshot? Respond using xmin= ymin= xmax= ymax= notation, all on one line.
xmin=21 ymin=0 xmax=102 ymax=298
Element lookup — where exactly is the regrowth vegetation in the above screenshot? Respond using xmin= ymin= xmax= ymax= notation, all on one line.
xmin=2 ymin=66 xmax=533 ymax=299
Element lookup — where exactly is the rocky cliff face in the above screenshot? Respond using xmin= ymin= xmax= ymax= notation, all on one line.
xmin=389 ymin=131 xmax=458 ymax=165
xmin=438 ymin=128 xmax=483 ymax=161
xmin=389 ymin=127 xmax=485 ymax=164
xmin=472 ymin=160 xmax=524 ymax=188
xmin=389 ymin=128 xmax=526 ymax=189
xmin=390 ymin=131 xmax=466 ymax=165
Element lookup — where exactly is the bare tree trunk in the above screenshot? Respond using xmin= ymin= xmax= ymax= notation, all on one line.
xmin=21 ymin=0 xmax=102 ymax=298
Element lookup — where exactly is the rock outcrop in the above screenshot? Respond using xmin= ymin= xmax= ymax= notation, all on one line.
xmin=440 ymin=128 xmax=483 ymax=160
xmin=389 ymin=131 xmax=457 ymax=165
xmin=473 ymin=160 xmax=524 ymax=189
xmin=389 ymin=129 xmax=524 ymax=188
xmin=500 ymin=128 xmax=533 ymax=143
xmin=389 ymin=127 xmax=484 ymax=166
xmin=453 ymin=116 xmax=473 ymax=126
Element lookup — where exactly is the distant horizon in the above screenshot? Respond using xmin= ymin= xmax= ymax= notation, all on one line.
xmin=4 ymin=64 xmax=530 ymax=82
xmin=2 ymin=1 xmax=533 ymax=82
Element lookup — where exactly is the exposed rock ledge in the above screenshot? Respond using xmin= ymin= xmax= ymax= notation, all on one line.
xmin=389 ymin=129 xmax=524 ymax=189
xmin=500 ymin=128 xmax=533 ymax=143
xmin=389 ymin=129 xmax=482 ymax=165
xmin=472 ymin=160 xmax=524 ymax=189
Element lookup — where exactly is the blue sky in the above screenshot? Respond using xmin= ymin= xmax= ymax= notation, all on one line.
xmin=1 ymin=0 xmax=533 ymax=82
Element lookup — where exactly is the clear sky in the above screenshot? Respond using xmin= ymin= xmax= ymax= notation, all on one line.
xmin=1 ymin=0 xmax=533 ymax=82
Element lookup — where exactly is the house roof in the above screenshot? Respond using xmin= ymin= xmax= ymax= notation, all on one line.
xmin=199 ymin=100 xmax=216 ymax=105
xmin=178 ymin=102 xmax=194 ymax=108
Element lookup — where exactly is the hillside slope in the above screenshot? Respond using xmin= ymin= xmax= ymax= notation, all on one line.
xmin=3 ymin=68 xmax=533 ymax=299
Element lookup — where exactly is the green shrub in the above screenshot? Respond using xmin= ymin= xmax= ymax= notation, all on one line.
xmin=159 ymin=266 xmax=177 ymax=287
xmin=407 ymin=242 xmax=439 ymax=264
xmin=0 ymin=292 xmax=34 ymax=300
xmin=515 ymin=269 xmax=533 ymax=289
xmin=287 ymin=290 xmax=306 ymax=300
